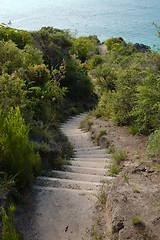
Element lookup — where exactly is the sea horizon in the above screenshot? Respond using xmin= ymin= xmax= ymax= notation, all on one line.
xmin=0 ymin=0 xmax=160 ymax=49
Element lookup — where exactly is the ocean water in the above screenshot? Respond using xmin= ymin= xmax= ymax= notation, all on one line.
xmin=0 ymin=0 xmax=160 ymax=48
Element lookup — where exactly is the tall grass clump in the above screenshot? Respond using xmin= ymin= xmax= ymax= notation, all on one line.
xmin=112 ymin=150 xmax=127 ymax=165
xmin=146 ymin=129 xmax=160 ymax=158
xmin=0 ymin=107 xmax=41 ymax=190
xmin=108 ymin=149 xmax=127 ymax=176
xmin=0 ymin=205 xmax=22 ymax=240
xmin=0 ymin=172 xmax=15 ymax=194
xmin=80 ymin=117 xmax=93 ymax=132
xmin=95 ymin=129 xmax=106 ymax=144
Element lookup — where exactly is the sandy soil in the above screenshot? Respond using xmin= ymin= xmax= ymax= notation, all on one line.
xmin=98 ymin=44 xmax=107 ymax=56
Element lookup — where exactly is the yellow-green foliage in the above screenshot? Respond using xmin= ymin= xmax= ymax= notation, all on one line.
xmin=108 ymin=149 xmax=127 ymax=176
xmin=0 ymin=25 xmax=97 ymax=193
xmin=132 ymin=215 xmax=143 ymax=226
xmin=73 ymin=36 xmax=98 ymax=62
xmin=95 ymin=129 xmax=106 ymax=144
xmin=112 ymin=150 xmax=127 ymax=165
xmin=0 ymin=74 xmax=26 ymax=114
xmin=93 ymin=37 xmax=160 ymax=135
xmin=0 ymin=205 xmax=22 ymax=240
xmin=147 ymin=129 xmax=160 ymax=158
xmin=0 ymin=24 xmax=32 ymax=49
xmin=80 ymin=117 xmax=93 ymax=132
xmin=0 ymin=107 xmax=41 ymax=190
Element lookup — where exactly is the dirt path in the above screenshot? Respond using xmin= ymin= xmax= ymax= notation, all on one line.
xmin=17 ymin=113 xmax=112 ymax=240
xmin=98 ymin=44 xmax=107 ymax=56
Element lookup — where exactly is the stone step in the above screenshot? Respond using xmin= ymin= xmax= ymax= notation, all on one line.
xmin=74 ymin=154 xmax=108 ymax=158
xmin=61 ymin=131 xmax=85 ymax=135
xmin=74 ymin=146 xmax=101 ymax=151
xmin=61 ymin=121 xmax=83 ymax=127
xmin=63 ymin=131 xmax=89 ymax=135
xmin=67 ymin=136 xmax=91 ymax=141
xmin=67 ymin=135 xmax=90 ymax=139
xmin=45 ymin=170 xmax=113 ymax=183
xmin=36 ymin=176 xmax=107 ymax=191
xmin=33 ymin=185 xmax=97 ymax=194
xmin=71 ymin=142 xmax=95 ymax=148
xmin=74 ymin=149 xmax=106 ymax=155
xmin=63 ymin=165 xmax=106 ymax=176
xmin=69 ymin=160 xmax=109 ymax=169
xmin=71 ymin=157 xmax=109 ymax=162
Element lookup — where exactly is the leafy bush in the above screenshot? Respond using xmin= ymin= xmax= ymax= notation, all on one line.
xmin=73 ymin=36 xmax=98 ymax=62
xmin=0 ymin=107 xmax=41 ymax=190
xmin=25 ymin=64 xmax=50 ymax=86
xmin=131 ymin=73 xmax=160 ymax=134
xmin=0 ymin=40 xmax=22 ymax=75
xmin=0 ymin=74 xmax=26 ymax=114
xmin=0 ymin=24 xmax=32 ymax=49
xmin=87 ymin=54 xmax=103 ymax=69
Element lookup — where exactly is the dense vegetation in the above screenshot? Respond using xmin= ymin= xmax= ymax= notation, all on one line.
xmin=88 ymin=37 xmax=160 ymax=158
xmin=0 ymin=25 xmax=98 ymax=198
xmin=0 ymin=23 xmax=160 ymax=238
xmin=0 ymin=24 xmax=160 ymax=194
xmin=88 ymin=38 xmax=160 ymax=157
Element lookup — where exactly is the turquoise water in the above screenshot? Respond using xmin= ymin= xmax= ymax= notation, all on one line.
xmin=0 ymin=0 xmax=160 ymax=48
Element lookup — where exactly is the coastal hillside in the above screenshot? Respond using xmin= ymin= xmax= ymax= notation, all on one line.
xmin=0 ymin=24 xmax=160 ymax=240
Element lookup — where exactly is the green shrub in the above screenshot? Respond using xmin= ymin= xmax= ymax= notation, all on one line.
xmin=112 ymin=150 xmax=127 ymax=165
xmin=95 ymin=129 xmax=106 ymax=144
xmin=132 ymin=215 xmax=143 ymax=226
xmin=80 ymin=117 xmax=93 ymax=132
xmin=87 ymin=54 xmax=103 ymax=69
xmin=108 ymin=149 xmax=127 ymax=176
xmin=107 ymin=145 xmax=115 ymax=154
xmin=0 ymin=172 xmax=15 ymax=194
xmin=108 ymin=165 xmax=120 ymax=176
xmin=146 ymin=129 xmax=160 ymax=158
xmin=0 ymin=107 xmax=41 ymax=190
xmin=52 ymin=156 xmax=67 ymax=170
xmin=94 ymin=188 xmax=107 ymax=204
xmin=0 ymin=205 xmax=22 ymax=240
xmin=73 ymin=36 xmax=97 ymax=62
xmin=0 ymin=74 xmax=26 ymax=115
xmin=131 ymin=73 xmax=160 ymax=134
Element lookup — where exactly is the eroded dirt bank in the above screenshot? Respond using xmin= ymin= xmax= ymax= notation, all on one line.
xmin=87 ymin=116 xmax=160 ymax=240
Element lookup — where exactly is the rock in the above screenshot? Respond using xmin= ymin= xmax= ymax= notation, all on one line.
xmin=112 ymin=218 xmax=124 ymax=233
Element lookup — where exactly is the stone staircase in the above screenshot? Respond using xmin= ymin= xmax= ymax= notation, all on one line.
xmin=35 ymin=113 xmax=112 ymax=193
xmin=27 ymin=113 xmax=113 ymax=240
